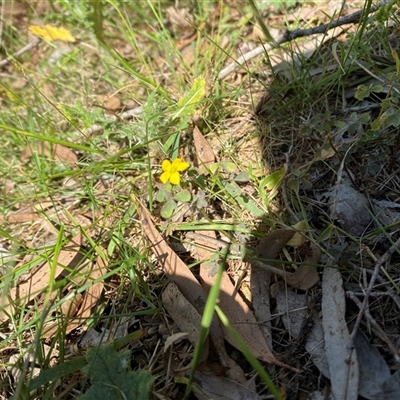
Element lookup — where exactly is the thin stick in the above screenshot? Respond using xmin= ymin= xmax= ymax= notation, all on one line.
xmin=348 ymin=291 xmax=400 ymax=363
xmin=348 ymin=236 xmax=400 ymax=358
xmin=218 ymin=0 xmax=392 ymax=80
xmin=0 ymin=39 xmax=41 ymax=68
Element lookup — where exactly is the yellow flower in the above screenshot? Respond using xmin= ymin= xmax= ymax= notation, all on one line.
xmin=160 ymin=158 xmax=190 ymax=185
xmin=28 ymin=25 xmax=76 ymax=43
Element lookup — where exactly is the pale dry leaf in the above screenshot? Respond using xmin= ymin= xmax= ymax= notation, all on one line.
xmin=138 ymin=204 xmax=245 ymax=382
xmin=275 ymin=285 xmax=330 ymax=377
xmin=354 ymin=329 xmax=391 ymax=399
xmin=0 ymin=232 xmax=82 ymax=322
xmin=252 ymin=229 xmax=295 ymax=347
xmin=163 ymin=332 xmax=190 ymax=354
xmin=381 ymin=370 xmax=400 ymax=400
xmin=97 ymin=94 xmax=122 ymax=111
xmin=276 ymin=284 xmax=308 ymax=337
xmin=60 ymin=293 xmax=83 ymax=317
xmin=165 ymin=6 xmax=195 ymax=37
xmin=193 ymin=125 xmax=215 ymax=174
xmin=162 ymin=282 xmax=204 ymax=347
xmin=305 ymin=316 xmax=330 ymax=378
xmin=2 ymin=1 xmax=28 ymax=17
xmin=286 ymin=220 xmax=307 ymax=247
xmin=256 ymin=229 xmax=296 ymax=263
xmin=196 ymin=231 xmax=293 ymax=369
xmin=73 ymin=250 xmax=107 ymax=317
xmin=327 ymin=183 xmax=372 ymax=236
xmin=322 ymin=267 xmax=359 ymax=400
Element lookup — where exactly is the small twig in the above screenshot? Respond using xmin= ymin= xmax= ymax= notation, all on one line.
xmin=348 ymin=291 xmax=400 ymax=363
xmin=348 ymin=236 xmax=400 ymax=360
xmin=0 ymin=39 xmax=41 ymax=68
xmin=249 ymin=259 xmax=289 ymax=277
xmin=218 ymin=0 xmax=392 ymax=80
xmin=185 ymin=231 xmax=230 ymax=249
xmin=349 ymin=289 xmax=400 ymax=311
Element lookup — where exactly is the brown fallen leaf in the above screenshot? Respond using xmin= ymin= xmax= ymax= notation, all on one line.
xmin=138 ymin=204 xmax=245 ymax=382
xmin=0 ymin=233 xmax=83 ymax=323
xmin=20 ymin=141 xmax=78 ymax=166
xmin=162 ymin=282 xmax=209 ymax=363
xmin=193 ymin=125 xmax=215 ymax=174
xmin=42 ymin=247 xmax=107 ymax=338
xmin=251 ymin=229 xmax=295 ymax=347
xmin=196 ymin=231 xmax=295 ymax=370
xmin=286 ymin=242 xmax=320 ymax=290
xmin=0 ymin=206 xmax=40 ymax=224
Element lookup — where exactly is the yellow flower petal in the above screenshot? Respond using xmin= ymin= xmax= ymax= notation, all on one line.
xmin=169 ymin=172 xmax=181 ymax=185
xmin=28 ymin=25 xmax=76 ymax=42
xmin=176 ymin=161 xmax=190 ymax=172
xmin=160 ymin=171 xmax=170 ymax=184
xmin=161 ymin=159 xmax=172 ymax=172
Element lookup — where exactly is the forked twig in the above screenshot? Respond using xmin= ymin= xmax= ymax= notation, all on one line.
xmin=219 ymin=0 xmax=393 ymax=80
xmin=348 ymin=292 xmax=400 ymax=363
xmin=348 ymin=236 xmax=400 ymax=362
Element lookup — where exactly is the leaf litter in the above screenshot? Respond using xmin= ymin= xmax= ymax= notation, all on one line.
xmin=2 ymin=1 xmax=400 ymax=399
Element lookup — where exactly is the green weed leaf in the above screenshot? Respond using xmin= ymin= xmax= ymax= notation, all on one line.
xmin=174 ymin=189 xmax=191 ymax=202
xmin=234 ymin=171 xmax=250 ymax=182
xmin=172 ymin=77 xmax=206 ymax=119
xmin=79 ymin=342 xmax=153 ymax=400
xmin=380 ymin=107 xmax=400 ymax=127
xmin=161 ymin=199 xmax=177 ymax=219
xmin=222 ymin=161 xmax=237 ymax=173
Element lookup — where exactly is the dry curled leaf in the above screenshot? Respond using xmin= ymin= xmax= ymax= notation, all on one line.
xmin=193 ymin=125 xmax=215 ymax=174
xmin=0 ymin=233 xmax=83 ymax=323
xmin=286 ymin=242 xmax=320 ymax=290
xmin=20 ymin=142 xmax=78 ymax=166
xmin=196 ymin=231 xmax=296 ymax=370
xmin=138 ymin=203 xmax=245 ymax=381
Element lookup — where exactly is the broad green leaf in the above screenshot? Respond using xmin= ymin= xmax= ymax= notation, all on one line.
xmin=234 ymin=171 xmax=250 ymax=182
xmin=354 ymin=85 xmax=370 ymax=101
xmin=260 ymin=166 xmax=286 ymax=191
xmin=380 ymin=108 xmax=400 ymax=127
xmin=160 ymin=199 xmax=177 ymax=219
xmin=155 ymin=188 xmax=170 ymax=202
xmin=208 ymin=162 xmax=220 ymax=175
xmin=221 ymin=161 xmax=237 ymax=173
xmin=371 ymin=84 xmax=383 ymax=93
xmin=174 ymin=189 xmax=191 ymax=202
